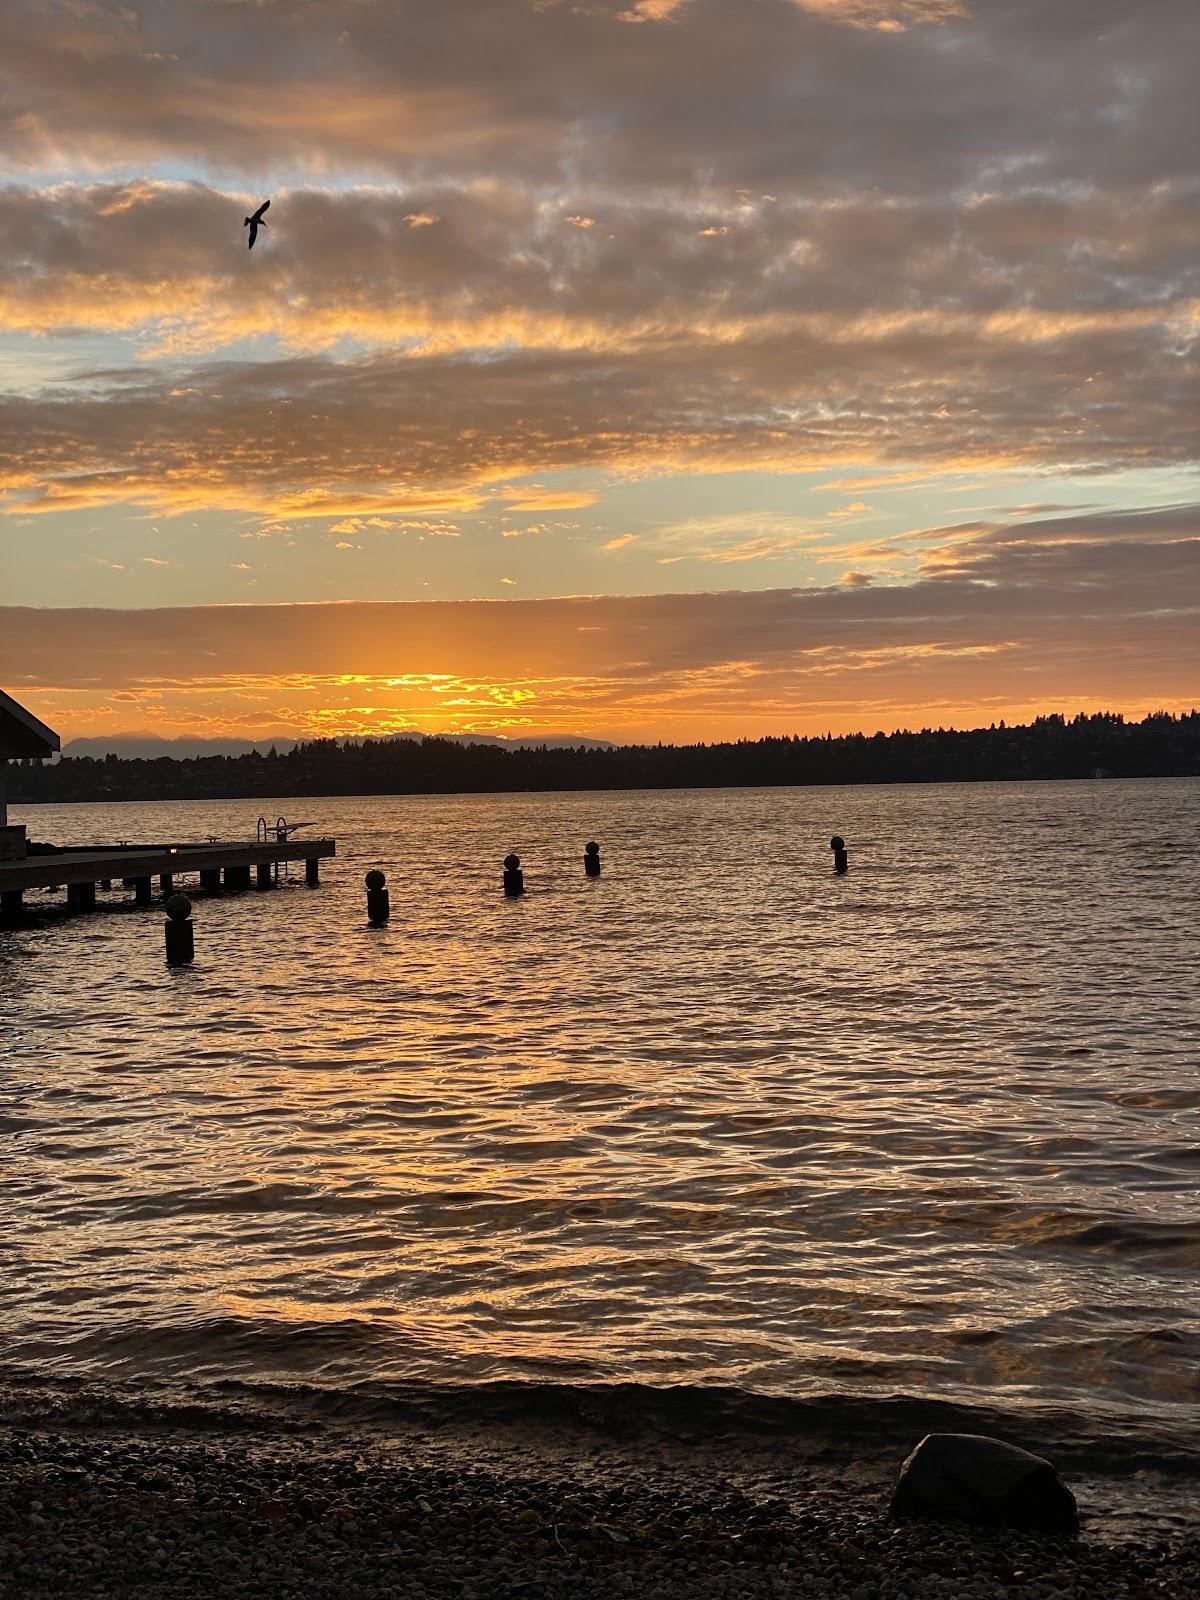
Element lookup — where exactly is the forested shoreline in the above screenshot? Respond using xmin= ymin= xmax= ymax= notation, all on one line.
xmin=9 ymin=711 xmax=1198 ymax=805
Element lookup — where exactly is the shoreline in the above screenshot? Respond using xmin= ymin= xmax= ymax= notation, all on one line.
xmin=3 ymin=1416 xmax=1199 ymax=1599
xmin=11 ymin=771 xmax=1200 ymax=810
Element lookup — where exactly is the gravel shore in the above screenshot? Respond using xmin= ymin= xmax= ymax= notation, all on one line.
xmin=3 ymin=1423 xmax=1198 ymax=1600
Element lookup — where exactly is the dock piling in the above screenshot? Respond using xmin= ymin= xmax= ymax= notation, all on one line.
xmin=365 ymin=870 xmax=390 ymax=925
xmin=164 ymin=893 xmax=195 ymax=966
xmin=1 ymin=888 xmax=23 ymax=925
xmin=133 ymin=876 xmax=153 ymax=906
xmin=256 ymin=862 xmax=274 ymax=890
xmin=305 ymin=858 xmax=320 ymax=887
xmin=67 ymin=881 xmax=97 ymax=913
xmin=584 ymin=840 xmax=601 ymax=878
xmin=503 ymin=853 xmax=525 ymax=897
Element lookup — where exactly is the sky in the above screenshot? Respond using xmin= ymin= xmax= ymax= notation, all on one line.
xmin=0 ymin=0 xmax=1196 ymax=747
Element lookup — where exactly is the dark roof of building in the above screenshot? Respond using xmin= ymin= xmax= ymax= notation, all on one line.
xmin=0 ymin=689 xmax=61 ymax=758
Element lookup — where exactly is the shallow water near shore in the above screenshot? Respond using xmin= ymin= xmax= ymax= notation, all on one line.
xmin=3 ymin=780 xmax=1198 ymax=1507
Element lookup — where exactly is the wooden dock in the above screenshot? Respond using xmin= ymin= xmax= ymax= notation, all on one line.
xmin=0 ymin=836 xmax=336 ymax=922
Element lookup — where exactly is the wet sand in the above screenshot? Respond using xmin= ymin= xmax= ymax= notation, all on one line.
xmin=3 ymin=1419 xmax=1198 ymax=1600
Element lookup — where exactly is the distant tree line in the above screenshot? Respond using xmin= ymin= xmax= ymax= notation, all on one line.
xmin=8 ymin=711 xmax=1198 ymax=806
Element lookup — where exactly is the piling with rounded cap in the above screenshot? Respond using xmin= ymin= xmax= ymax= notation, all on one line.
xmin=365 ymin=869 xmax=390 ymax=925
xmin=584 ymin=840 xmax=601 ymax=878
xmin=830 ymin=834 xmax=848 ymax=874
xmin=503 ymin=853 xmax=525 ymax=897
xmin=164 ymin=891 xmax=194 ymax=966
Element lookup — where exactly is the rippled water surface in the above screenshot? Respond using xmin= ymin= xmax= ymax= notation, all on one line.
xmin=3 ymin=782 xmax=1198 ymax=1450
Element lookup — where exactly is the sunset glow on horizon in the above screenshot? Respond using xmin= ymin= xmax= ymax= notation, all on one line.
xmin=1 ymin=1 xmax=1196 ymax=746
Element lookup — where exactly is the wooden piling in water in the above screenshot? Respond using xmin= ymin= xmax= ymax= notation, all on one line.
xmin=365 ymin=870 xmax=390 ymax=925
xmin=164 ymin=893 xmax=195 ymax=967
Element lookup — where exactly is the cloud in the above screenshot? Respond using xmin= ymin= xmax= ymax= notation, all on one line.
xmin=499 ymin=488 xmax=600 ymax=512
xmin=1 ymin=0 xmax=1197 ymax=736
xmin=329 ymin=515 xmax=460 ymax=537
xmin=635 ymin=511 xmax=836 ymax=564
xmin=10 ymin=0 xmax=1189 ymax=203
xmin=500 ymin=521 xmax=579 ymax=537
xmin=3 ymin=503 xmax=1194 ymax=740
xmin=618 ymin=0 xmax=690 ymax=21
xmin=1 ymin=164 xmax=1196 ymax=530
xmin=793 ymin=1 xmax=968 ymax=28
xmin=6 ymin=178 xmax=1195 ymax=365
xmin=826 ymin=500 xmax=873 ymax=519
xmin=4 ymin=300 xmax=1194 ymax=529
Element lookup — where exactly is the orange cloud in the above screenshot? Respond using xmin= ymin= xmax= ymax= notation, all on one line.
xmin=792 ymin=1 xmax=968 ymax=27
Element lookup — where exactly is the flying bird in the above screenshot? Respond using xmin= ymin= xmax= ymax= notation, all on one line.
xmin=244 ymin=198 xmax=270 ymax=249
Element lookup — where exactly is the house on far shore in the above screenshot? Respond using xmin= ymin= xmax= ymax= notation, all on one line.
xmin=0 ymin=689 xmax=60 ymax=860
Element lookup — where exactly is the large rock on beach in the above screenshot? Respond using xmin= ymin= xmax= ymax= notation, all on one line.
xmin=889 ymin=1432 xmax=1079 ymax=1536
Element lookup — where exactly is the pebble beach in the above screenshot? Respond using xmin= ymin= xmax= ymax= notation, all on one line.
xmin=4 ymin=1414 xmax=1199 ymax=1600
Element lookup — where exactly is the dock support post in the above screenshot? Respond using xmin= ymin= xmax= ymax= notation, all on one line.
xmin=200 ymin=868 xmax=221 ymax=894
xmin=159 ymin=872 xmax=174 ymax=896
xmin=134 ymin=876 xmax=153 ymax=905
xmin=165 ymin=893 xmax=195 ymax=967
xmin=256 ymin=862 xmax=273 ymax=890
xmin=305 ymin=858 xmax=320 ymax=887
xmin=0 ymin=889 xmax=23 ymax=925
xmin=224 ymin=864 xmax=250 ymax=892
xmin=365 ymin=870 xmax=390 ymax=925
xmin=68 ymin=881 xmax=97 ymax=913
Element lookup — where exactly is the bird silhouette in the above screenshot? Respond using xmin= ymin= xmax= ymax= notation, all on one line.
xmin=244 ymin=199 xmax=270 ymax=249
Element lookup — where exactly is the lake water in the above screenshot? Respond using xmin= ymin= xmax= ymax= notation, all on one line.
xmin=3 ymin=781 xmax=1198 ymax=1476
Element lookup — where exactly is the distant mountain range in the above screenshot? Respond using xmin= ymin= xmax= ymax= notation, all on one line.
xmin=60 ymin=732 xmax=616 ymax=760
